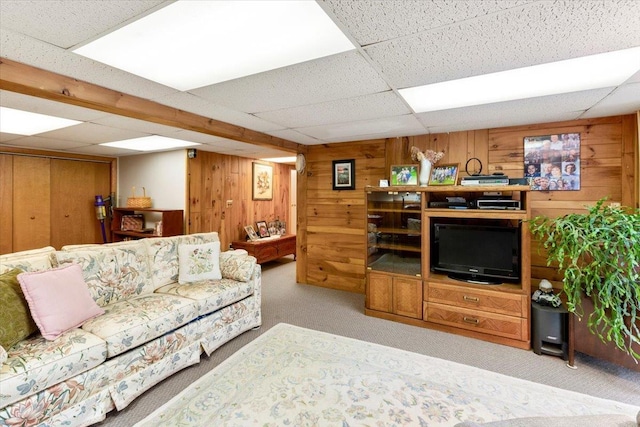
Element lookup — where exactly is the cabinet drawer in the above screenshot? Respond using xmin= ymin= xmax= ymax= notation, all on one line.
xmin=427 ymin=282 xmax=525 ymax=317
xmin=427 ymin=302 xmax=525 ymax=340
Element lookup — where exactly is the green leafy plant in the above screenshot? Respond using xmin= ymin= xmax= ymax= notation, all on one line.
xmin=529 ymin=198 xmax=640 ymax=362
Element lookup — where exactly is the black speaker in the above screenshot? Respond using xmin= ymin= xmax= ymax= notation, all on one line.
xmin=532 ymin=301 xmax=568 ymax=360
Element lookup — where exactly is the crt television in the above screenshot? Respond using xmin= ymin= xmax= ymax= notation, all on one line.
xmin=431 ymin=223 xmax=520 ymax=284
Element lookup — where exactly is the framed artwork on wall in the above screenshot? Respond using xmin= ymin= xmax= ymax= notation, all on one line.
xmin=429 ymin=163 xmax=459 ymax=186
xmin=524 ymin=133 xmax=580 ymax=191
xmin=390 ymin=164 xmax=418 ymax=186
xmin=252 ymin=162 xmax=273 ymax=200
xmin=332 ymin=159 xmax=355 ymax=190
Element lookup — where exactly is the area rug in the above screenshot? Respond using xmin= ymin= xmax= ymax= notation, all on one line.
xmin=135 ymin=323 xmax=639 ymax=426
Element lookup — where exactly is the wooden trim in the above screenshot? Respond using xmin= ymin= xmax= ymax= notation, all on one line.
xmin=0 ymin=57 xmax=300 ymax=153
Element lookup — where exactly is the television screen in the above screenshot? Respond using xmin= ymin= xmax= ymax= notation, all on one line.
xmin=431 ymin=223 xmax=520 ymax=284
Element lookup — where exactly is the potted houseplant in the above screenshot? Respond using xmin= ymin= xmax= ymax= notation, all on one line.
xmin=529 ymin=198 xmax=640 ymax=364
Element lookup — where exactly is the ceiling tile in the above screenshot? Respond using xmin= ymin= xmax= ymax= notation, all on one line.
xmin=296 ymin=114 xmax=426 ymax=143
xmin=0 ymin=0 xmax=165 ymax=49
xmin=365 ymin=1 xmax=640 ymax=89
xmin=581 ymin=83 xmax=640 ymax=118
xmin=0 ymin=135 xmax=94 ymax=151
xmin=189 ymin=51 xmax=390 ymax=113
xmin=39 ymin=122 xmax=148 ymax=144
xmin=255 ymin=91 xmax=410 ymax=128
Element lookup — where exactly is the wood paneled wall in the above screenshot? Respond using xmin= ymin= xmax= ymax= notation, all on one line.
xmin=186 ymin=150 xmax=293 ymax=250
xmin=299 ymin=115 xmax=638 ymax=293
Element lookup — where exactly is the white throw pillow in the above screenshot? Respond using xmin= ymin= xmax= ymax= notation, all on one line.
xmin=178 ymin=241 xmax=222 ymax=284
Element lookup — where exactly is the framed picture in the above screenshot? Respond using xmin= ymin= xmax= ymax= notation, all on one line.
xmin=524 ymin=133 xmax=580 ymax=191
xmin=332 ymin=159 xmax=355 ymax=190
xmin=252 ymin=162 xmax=273 ymax=200
xmin=256 ymin=220 xmax=270 ymax=238
xmin=429 ymin=163 xmax=459 ymax=186
xmin=244 ymin=225 xmax=259 ymax=241
xmin=390 ymin=164 xmax=418 ymax=186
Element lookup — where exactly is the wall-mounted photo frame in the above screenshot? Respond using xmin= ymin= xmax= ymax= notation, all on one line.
xmin=256 ymin=220 xmax=270 ymax=238
xmin=524 ymin=133 xmax=581 ymax=191
xmin=429 ymin=163 xmax=459 ymax=186
xmin=390 ymin=164 xmax=418 ymax=186
xmin=252 ymin=162 xmax=273 ymax=200
xmin=244 ymin=225 xmax=259 ymax=241
xmin=332 ymin=159 xmax=355 ymax=190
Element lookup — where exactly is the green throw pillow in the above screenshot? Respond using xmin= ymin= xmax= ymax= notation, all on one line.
xmin=0 ymin=268 xmax=38 ymax=349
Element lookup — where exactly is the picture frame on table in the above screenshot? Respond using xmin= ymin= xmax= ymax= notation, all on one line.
xmin=332 ymin=159 xmax=355 ymax=190
xmin=256 ymin=221 xmax=270 ymax=238
xmin=244 ymin=225 xmax=259 ymax=241
xmin=252 ymin=162 xmax=273 ymax=200
xmin=390 ymin=164 xmax=418 ymax=186
xmin=429 ymin=163 xmax=459 ymax=186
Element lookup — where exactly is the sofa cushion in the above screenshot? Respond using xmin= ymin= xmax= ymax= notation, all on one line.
xmin=0 ymin=246 xmax=55 ymax=274
xmin=156 ymin=278 xmax=254 ymax=317
xmin=178 ymin=241 xmax=222 ymax=284
xmin=143 ymin=236 xmax=181 ymax=289
xmin=81 ymin=293 xmax=199 ymax=358
xmin=220 ymin=252 xmax=257 ymax=282
xmin=54 ymin=242 xmax=153 ymax=307
xmin=18 ymin=264 xmax=105 ymax=340
xmin=0 ymin=268 xmax=38 ymax=349
xmin=0 ymin=328 xmax=107 ymax=408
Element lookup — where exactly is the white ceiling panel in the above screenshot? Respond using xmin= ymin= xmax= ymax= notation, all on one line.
xmin=255 ymin=91 xmax=410 ymax=128
xmin=365 ymin=1 xmax=640 ymax=89
xmin=38 ymin=123 xmax=148 ymax=144
xmin=0 ymin=135 xmax=95 ymax=151
xmin=297 ymin=114 xmax=426 ymax=143
xmin=189 ymin=51 xmax=390 ymax=113
xmin=581 ymin=83 xmax=640 ymax=119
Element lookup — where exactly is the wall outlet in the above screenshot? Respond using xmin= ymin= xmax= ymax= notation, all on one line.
xmin=226 ymin=200 xmax=233 ymax=207
xmin=610 ymin=202 xmax=621 ymax=207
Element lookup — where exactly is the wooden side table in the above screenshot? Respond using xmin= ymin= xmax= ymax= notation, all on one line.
xmin=231 ymin=234 xmax=296 ymax=264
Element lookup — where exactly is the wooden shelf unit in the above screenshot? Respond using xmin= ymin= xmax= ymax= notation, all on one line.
xmin=365 ymin=185 xmax=531 ymax=349
xmin=112 ymin=208 xmax=183 ymax=242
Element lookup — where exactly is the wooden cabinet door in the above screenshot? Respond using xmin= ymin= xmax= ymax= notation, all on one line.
xmin=367 ymin=272 xmax=393 ymax=312
xmin=393 ymin=277 xmax=423 ymax=319
xmin=50 ymin=159 xmax=111 ymax=248
xmin=13 ymin=156 xmax=51 ymax=252
xmin=0 ymin=154 xmax=13 ymax=254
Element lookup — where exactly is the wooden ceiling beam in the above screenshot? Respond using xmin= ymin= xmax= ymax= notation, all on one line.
xmin=0 ymin=57 xmax=300 ymax=153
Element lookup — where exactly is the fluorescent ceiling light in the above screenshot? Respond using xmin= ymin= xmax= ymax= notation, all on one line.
xmin=399 ymin=46 xmax=640 ymax=113
xmin=262 ymin=156 xmax=296 ymax=164
xmin=0 ymin=106 xmax=81 ymax=135
xmin=74 ymin=1 xmax=354 ymax=91
xmin=100 ymin=136 xmax=199 ymax=151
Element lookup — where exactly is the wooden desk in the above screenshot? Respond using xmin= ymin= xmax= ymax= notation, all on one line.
xmin=231 ymin=235 xmax=296 ymax=264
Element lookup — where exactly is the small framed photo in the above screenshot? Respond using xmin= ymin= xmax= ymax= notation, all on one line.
xmin=332 ymin=159 xmax=355 ymax=190
xmin=429 ymin=163 xmax=459 ymax=186
xmin=256 ymin=220 xmax=270 ymax=238
xmin=244 ymin=225 xmax=259 ymax=241
xmin=252 ymin=162 xmax=273 ymax=200
xmin=390 ymin=164 xmax=418 ymax=186
xmin=379 ymin=179 xmax=389 ymax=187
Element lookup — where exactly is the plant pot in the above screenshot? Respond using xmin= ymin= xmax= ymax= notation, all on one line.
xmin=571 ymin=292 xmax=640 ymax=372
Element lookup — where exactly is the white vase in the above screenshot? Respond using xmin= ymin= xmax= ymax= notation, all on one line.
xmin=419 ymin=159 xmax=432 ymax=186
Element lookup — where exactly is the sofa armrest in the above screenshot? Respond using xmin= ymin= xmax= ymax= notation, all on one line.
xmin=219 ymin=252 xmax=258 ymax=282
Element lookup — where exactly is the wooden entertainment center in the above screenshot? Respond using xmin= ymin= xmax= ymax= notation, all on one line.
xmin=365 ymin=185 xmax=531 ymax=349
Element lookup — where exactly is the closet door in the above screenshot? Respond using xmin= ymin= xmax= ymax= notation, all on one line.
xmin=0 ymin=154 xmax=13 ymax=254
xmin=50 ymin=159 xmax=111 ymax=248
xmin=13 ymin=156 xmax=51 ymax=252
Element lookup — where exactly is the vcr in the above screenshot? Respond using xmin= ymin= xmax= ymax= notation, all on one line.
xmin=475 ymin=199 xmax=521 ymax=210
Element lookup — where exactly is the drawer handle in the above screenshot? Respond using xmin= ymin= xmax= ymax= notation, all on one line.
xmin=463 ymin=316 xmax=479 ymax=325
xmin=463 ymin=295 xmax=479 ymax=302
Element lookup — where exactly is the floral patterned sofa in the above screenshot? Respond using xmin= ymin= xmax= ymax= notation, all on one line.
xmin=0 ymin=232 xmax=261 ymax=427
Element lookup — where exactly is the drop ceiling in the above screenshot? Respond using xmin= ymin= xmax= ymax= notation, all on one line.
xmin=1 ymin=0 xmax=639 ymax=158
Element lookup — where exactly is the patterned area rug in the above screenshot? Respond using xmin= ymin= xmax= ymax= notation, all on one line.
xmin=136 ymin=323 xmax=639 ymax=426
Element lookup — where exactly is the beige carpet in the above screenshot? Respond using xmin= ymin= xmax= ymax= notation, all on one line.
xmin=98 ymin=258 xmax=640 ymax=426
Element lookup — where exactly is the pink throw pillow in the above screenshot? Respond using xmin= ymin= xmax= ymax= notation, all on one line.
xmin=18 ymin=264 xmax=105 ymax=340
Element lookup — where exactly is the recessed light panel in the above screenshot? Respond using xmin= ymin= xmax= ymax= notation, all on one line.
xmin=74 ymin=1 xmax=354 ymax=91
xmin=0 ymin=107 xmax=81 ymax=135
xmin=400 ymin=47 xmax=640 ymax=113
xmin=100 ymin=135 xmax=199 ymax=151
